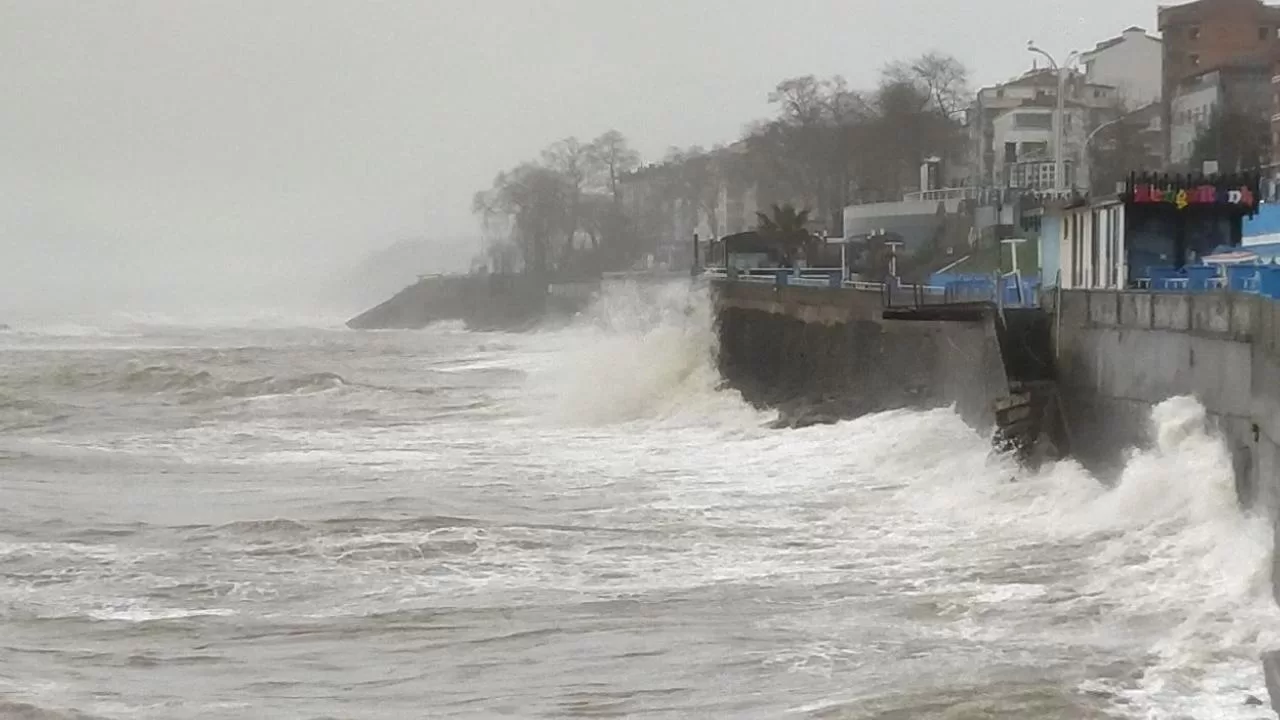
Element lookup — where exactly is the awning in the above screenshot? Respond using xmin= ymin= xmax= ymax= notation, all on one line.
xmin=1202 ymin=250 xmax=1259 ymax=265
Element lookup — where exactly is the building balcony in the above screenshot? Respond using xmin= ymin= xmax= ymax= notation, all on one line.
xmin=901 ymin=187 xmax=1004 ymax=202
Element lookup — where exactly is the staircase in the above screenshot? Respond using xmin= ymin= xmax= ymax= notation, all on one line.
xmin=989 ymin=308 xmax=1069 ymax=467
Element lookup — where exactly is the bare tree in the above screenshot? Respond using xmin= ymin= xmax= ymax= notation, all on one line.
xmin=883 ymin=52 xmax=971 ymax=119
xmin=769 ymin=76 xmax=825 ymax=125
xmin=541 ymin=137 xmax=594 ymax=259
xmin=478 ymin=163 xmax=571 ymax=280
xmin=664 ymin=146 xmax=725 ymax=240
xmin=472 ymin=51 xmax=972 ymax=278
xmin=588 ymin=130 xmax=640 ymax=204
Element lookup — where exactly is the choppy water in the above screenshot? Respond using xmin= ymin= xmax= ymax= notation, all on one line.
xmin=2 ymin=281 xmax=1279 ymax=719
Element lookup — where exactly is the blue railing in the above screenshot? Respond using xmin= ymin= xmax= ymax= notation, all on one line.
xmin=1135 ymin=264 xmax=1280 ymax=299
xmin=933 ymin=274 xmax=1042 ymax=308
xmin=708 ymin=267 xmax=1042 ymax=307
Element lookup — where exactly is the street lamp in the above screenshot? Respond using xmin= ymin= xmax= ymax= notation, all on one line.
xmin=1027 ymin=42 xmax=1080 ymax=195
xmin=1082 ymin=112 xmax=1134 ymax=191
xmin=885 ymin=238 xmax=904 ymax=279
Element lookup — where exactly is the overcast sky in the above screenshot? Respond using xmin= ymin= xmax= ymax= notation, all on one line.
xmin=1 ymin=0 xmax=1157 ymax=318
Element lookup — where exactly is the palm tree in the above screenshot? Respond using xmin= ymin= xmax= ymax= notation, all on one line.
xmin=756 ymin=203 xmax=815 ymax=266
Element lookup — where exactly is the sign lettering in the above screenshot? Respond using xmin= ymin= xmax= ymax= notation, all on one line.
xmin=1131 ymin=183 xmax=1256 ymax=209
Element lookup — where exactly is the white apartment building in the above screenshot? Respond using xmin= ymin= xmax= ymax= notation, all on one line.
xmin=1080 ymin=26 xmax=1164 ymax=109
xmin=968 ymin=68 xmax=1120 ymax=192
xmin=1169 ymin=74 xmax=1220 ymax=164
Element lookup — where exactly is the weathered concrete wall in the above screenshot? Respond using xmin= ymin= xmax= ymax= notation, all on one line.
xmin=1053 ymin=289 xmax=1280 ymax=516
xmin=713 ymin=281 xmax=1009 ymax=427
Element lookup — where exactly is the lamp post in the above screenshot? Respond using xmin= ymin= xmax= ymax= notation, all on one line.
xmin=1001 ymin=237 xmax=1027 ymax=276
xmin=1082 ymin=112 xmax=1132 ymax=192
xmin=1027 ymin=43 xmax=1080 ymax=195
xmin=885 ymin=239 xmax=904 ymax=280
xmin=1002 ymin=237 xmax=1028 ymax=305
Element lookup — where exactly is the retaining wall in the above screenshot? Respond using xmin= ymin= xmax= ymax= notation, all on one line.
xmin=1053 ymin=289 xmax=1280 ymax=525
xmin=713 ymin=281 xmax=1010 ymax=427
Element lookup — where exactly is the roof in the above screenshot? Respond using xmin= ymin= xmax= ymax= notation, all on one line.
xmin=986 ymin=67 xmax=1116 ymax=92
xmin=1244 ymin=203 xmax=1280 ymax=236
xmin=721 ymin=231 xmax=778 ymax=254
xmin=1241 ymin=239 xmax=1280 ymax=253
xmin=1080 ymin=26 xmax=1161 ymax=59
xmin=1159 ymin=0 xmax=1280 ymax=27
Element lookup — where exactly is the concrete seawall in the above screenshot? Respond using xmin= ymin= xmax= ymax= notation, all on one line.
xmin=714 ymin=279 xmax=1280 ymax=600
xmin=715 ymin=278 xmax=1280 ymax=703
xmin=713 ymin=281 xmax=1010 ymax=428
xmin=1052 ymin=289 xmax=1280 ymax=518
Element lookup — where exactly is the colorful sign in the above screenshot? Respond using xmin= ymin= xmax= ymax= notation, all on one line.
xmin=1131 ymin=183 xmax=1255 ymax=210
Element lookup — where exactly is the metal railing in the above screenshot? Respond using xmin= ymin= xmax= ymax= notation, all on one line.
xmin=706 ymin=266 xmax=1041 ymax=308
xmin=900 ymin=187 xmax=1004 ymax=203
xmin=1131 ymin=264 xmax=1280 ymax=298
xmin=702 ymin=267 xmax=848 ymax=288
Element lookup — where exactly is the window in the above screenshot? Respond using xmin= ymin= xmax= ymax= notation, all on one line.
xmin=1263 ymin=26 xmax=1272 ymax=41
xmin=1020 ymin=141 xmax=1049 ymax=158
xmin=1190 ymin=26 xmax=1201 ymax=40
xmin=996 ymin=88 xmax=1005 ymax=99
xmin=1090 ymin=211 xmax=1100 ymax=288
xmin=1013 ymin=112 xmax=1052 ymax=129
xmin=1190 ymin=53 xmax=1201 ymax=66
xmin=1072 ymin=215 xmax=1083 ymax=288
xmin=1109 ymin=207 xmax=1122 ymax=288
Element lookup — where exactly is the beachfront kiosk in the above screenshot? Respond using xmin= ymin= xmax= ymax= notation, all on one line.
xmin=1054 ymin=172 xmax=1261 ymax=291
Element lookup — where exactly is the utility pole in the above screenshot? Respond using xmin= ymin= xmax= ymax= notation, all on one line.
xmin=1028 ymin=43 xmax=1080 ymax=195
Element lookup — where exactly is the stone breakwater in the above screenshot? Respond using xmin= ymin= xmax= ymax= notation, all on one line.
xmin=347 ymin=274 xmax=591 ymax=331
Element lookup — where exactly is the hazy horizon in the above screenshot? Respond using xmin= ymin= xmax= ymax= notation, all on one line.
xmin=3 ymin=0 xmax=1157 ymax=320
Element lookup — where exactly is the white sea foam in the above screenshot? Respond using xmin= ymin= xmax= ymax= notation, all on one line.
xmin=527 ymin=278 xmax=759 ymax=428
xmin=520 ymin=278 xmax=1279 ymax=715
xmin=7 ymin=280 xmax=1279 ymax=718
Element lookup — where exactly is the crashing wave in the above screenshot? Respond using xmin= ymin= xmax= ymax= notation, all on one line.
xmin=56 ymin=363 xmax=349 ymax=401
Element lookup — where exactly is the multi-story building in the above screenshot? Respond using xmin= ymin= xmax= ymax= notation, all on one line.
xmin=1169 ymin=69 xmax=1225 ymax=164
xmin=1158 ymin=0 xmax=1280 ymax=160
xmin=968 ymin=68 xmax=1120 ymax=192
xmin=1080 ymin=26 xmax=1165 ymax=108
xmin=1169 ymin=64 xmax=1272 ymax=168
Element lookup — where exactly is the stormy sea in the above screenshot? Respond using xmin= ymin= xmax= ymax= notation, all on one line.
xmin=2 ymin=280 xmax=1278 ymax=719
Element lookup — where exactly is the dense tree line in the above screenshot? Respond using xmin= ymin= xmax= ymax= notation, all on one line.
xmin=473 ymin=53 xmax=971 ymax=278
xmin=472 ymin=130 xmax=640 ymax=279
